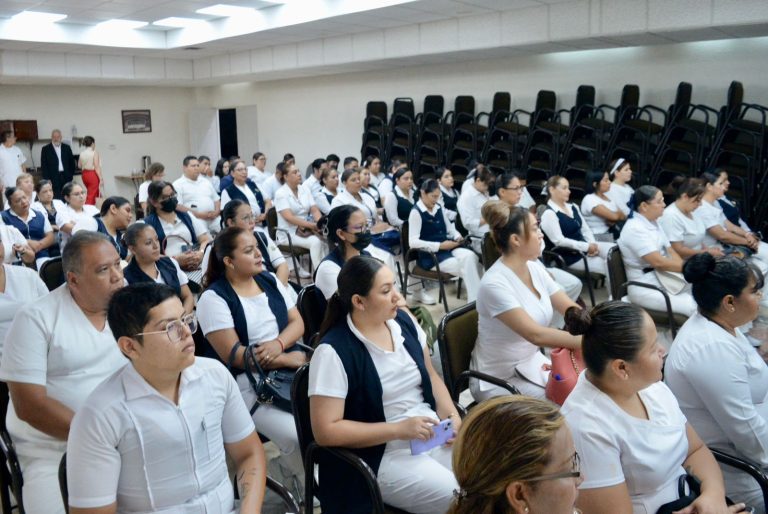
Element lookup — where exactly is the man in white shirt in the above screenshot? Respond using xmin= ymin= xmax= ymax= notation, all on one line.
xmin=247 ymin=151 xmax=270 ymax=186
xmin=67 ymin=282 xmax=267 ymax=514
xmin=0 ymin=232 xmax=127 ymax=514
xmin=173 ymin=155 xmax=221 ymax=235
xmin=303 ymin=158 xmax=327 ymax=197
xmin=0 ymin=131 xmax=26 ymax=189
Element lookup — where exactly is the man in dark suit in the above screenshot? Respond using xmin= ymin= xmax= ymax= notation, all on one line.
xmin=40 ymin=129 xmax=75 ymax=198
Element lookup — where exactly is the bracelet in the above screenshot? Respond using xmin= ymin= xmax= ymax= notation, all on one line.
xmin=276 ymin=337 xmax=285 ymax=352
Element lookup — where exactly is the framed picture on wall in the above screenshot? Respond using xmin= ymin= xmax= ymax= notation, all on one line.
xmin=122 ymin=110 xmax=152 ymax=133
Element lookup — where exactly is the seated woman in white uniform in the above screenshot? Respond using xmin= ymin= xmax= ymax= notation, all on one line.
xmin=382 ymin=167 xmax=417 ymax=228
xmin=456 ymin=166 xmax=493 ymax=246
xmin=718 ymin=169 xmax=761 ymax=236
xmin=562 ymin=301 xmax=747 ymax=514
xmin=695 ymin=171 xmax=768 ymax=282
xmin=617 ymin=185 xmax=697 ymax=317
xmin=313 ymin=167 xmax=339 ymax=216
xmin=580 ymin=170 xmax=626 ymax=241
xmin=605 ymin=157 xmax=635 ymax=217
xmin=659 ymin=177 xmax=724 ymax=260
xmin=408 ymin=179 xmax=482 ymax=302
xmin=220 ymin=159 xmax=272 ymax=225
xmin=666 ymin=253 xmax=768 ymax=513
xmin=470 ymin=201 xmax=582 ymax=400
xmin=123 ymin=223 xmax=196 ymax=314
xmin=197 ymin=226 xmax=307 ymax=495
xmin=309 ymin=255 xmax=459 ymax=514
xmin=437 ymin=167 xmax=459 ymax=222
xmin=315 ymin=205 xmax=399 ymax=301
xmin=56 ymin=182 xmax=100 ymax=250
xmin=360 ymin=166 xmax=382 ymax=208
xmin=540 ymin=175 xmax=615 ymax=285
xmin=273 ymin=162 xmax=327 ymax=270
xmin=495 ymin=172 xmax=583 ymax=323
xmin=363 ymin=154 xmax=385 ymax=191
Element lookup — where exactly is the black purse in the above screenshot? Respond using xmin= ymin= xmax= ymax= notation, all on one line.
xmin=227 ymin=342 xmax=295 ymax=415
xmin=656 ymin=474 xmax=747 ymax=514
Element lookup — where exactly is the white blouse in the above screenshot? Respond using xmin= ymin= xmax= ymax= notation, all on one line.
xmin=580 ymin=193 xmax=620 ymax=235
xmin=659 ymin=203 xmax=707 ymax=251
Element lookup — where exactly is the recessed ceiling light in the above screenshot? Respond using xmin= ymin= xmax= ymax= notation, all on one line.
xmin=196 ymin=4 xmax=256 ymax=17
xmin=96 ymin=19 xmax=148 ymax=30
xmin=153 ymin=17 xmax=206 ymax=28
xmin=11 ymin=11 xmax=67 ymax=24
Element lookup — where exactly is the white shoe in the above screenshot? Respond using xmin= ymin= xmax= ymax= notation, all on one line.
xmin=297 ymin=266 xmax=311 ymax=279
xmin=414 ymin=289 xmax=437 ymax=305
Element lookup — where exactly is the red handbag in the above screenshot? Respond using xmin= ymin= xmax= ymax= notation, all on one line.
xmin=545 ymin=348 xmax=585 ymax=405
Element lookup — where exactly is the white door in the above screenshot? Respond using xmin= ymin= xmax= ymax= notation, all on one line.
xmin=188 ymin=108 xmax=220 ymax=162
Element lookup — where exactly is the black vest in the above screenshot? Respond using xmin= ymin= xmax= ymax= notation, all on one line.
xmin=144 ymin=211 xmax=198 ymax=248
xmin=415 ymin=204 xmax=453 ymax=269
xmin=440 ymin=187 xmax=458 ymax=214
xmin=253 ymin=231 xmax=276 ymax=274
xmin=123 ymin=256 xmax=181 ymax=294
xmin=395 ymin=190 xmax=415 ymax=223
xmin=719 ymin=198 xmax=742 ymax=227
xmin=94 ymin=217 xmax=127 ymax=259
xmin=204 ymin=272 xmax=288 ymax=374
xmin=316 ymin=310 xmax=435 ymax=514
xmin=549 ymin=204 xmax=586 ymax=266
xmin=224 ymin=180 xmax=266 ymax=215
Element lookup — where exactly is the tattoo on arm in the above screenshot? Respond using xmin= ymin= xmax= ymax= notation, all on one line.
xmin=237 ymin=468 xmax=261 ymax=498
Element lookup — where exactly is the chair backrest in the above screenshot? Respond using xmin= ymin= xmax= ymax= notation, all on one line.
xmin=573 ymin=85 xmax=596 ymax=124
xmin=725 ymin=80 xmax=744 ymax=120
xmin=297 ymin=284 xmax=326 ymax=346
xmin=669 ymin=82 xmax=693 ymax=124
xmin=291 ymin=363 xmax=314 ymax=459
xmin=606 ymin=246 xmax=628 ymax=300
xmin=454 ymin=96 xmax=475 ymax=118
xmin=492 ymin=92 xmax=511 ymax=114
xmin=266 ymin=207 xmax=278 ymax=241
xmin=454 ymin=213 xmax=468 ymax=238
xmin=617 ymin=84 xmax=640 ymax=124
xmin=39 ymin=256 xmax=65 ymax=291
xmin=393 ymin=97 xmax=415 ymax=120
xmin=535 ymin=90 xmax=557 ymax=113
xmin=423 ymin=95 xmax=444 ymax=116
xmin=399 ymin=222 xmax=415 ymax=265
xmin=59 ymin=453 xmax=68 ymax=513
xmin=437 ymin=302 xmax=478 ymax=401
xmin=481 ymin=233 xmax=500 ymax=271
xmin=365 ymin=101 xmax=387 ymax=121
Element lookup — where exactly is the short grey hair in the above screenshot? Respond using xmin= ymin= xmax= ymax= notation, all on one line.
xmin=62 ymin=231 xmax=113 ymax=276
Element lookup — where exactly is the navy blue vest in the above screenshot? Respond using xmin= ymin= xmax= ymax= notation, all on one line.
xmin=219 ymin=174 xmax=234 ymax=191
xmin=316 ymin=310 xmax=436 ymax=514
xmin=441 ymin=188 xmax=458 ymax=214
xmin=549 ymin=204 xmax=586 ymax=266
xmin=224 ymin=180 xmax=265 ymax=215
xmin=2 ymin=209 xmax=49 ymax=259
xmin=123 ymin=256 xmax=181 ymax=294
xmin=395 ymin=190 xmax=415 ymax=223
xmin=324 ymin=191 xmax=335 ymax=205
xmin=144 ymin=210 xmax=198 ymax=249
xmin=204 ymin=272 xmax=289 ymax=374
xmin=415 ymin=204 xmax=453 ymax=269
xmin=253 ymin=231 xmax=276 ymax=274
xmin=719 ymin=198 xmax=742 ymax=227
xmin=94 ymin=217 xmax=127 ymax=259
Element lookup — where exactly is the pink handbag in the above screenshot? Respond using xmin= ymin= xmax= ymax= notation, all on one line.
xmin=545 ymin=348 xmax=585 ymax=405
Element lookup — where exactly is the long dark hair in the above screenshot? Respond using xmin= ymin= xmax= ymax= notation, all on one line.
xmin=203 ymin=226 xmax=249 ymax=288
xmin=146 ymin=181 xmax=172 ymax=215
xmin=318 ymin=255 xmax=384 ymax=338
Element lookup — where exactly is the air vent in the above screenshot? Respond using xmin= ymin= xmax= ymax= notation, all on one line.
xmin=184 ymin=46 xmax=202 ymax=51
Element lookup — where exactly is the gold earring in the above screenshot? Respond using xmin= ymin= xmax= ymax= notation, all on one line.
xmin=524 ymin=507 xmax=529 ymax=513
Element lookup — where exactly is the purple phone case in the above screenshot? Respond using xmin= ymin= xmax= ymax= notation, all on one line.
xmin=409 ymin=419 xmax=455 ymax=455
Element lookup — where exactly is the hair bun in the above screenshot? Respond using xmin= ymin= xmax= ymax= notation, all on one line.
xmin=480 ymin=200 xmax=511 ymax=231
xmin=564 ymin=306 xmax=592 ymax=336
xmin=682 ymin=252 xmax=717 ymax=284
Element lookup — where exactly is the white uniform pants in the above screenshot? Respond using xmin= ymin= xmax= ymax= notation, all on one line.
xmin=280 ymin=232 xmax=328 ymax=272
xmin=747 ymin=242 xmax=768 ymax=307
xmin=18 ymin=452 xmax=65 ymax=514
xmin=626 ymin=272 xmax=697 ymax=317
xmin=566 ymin=241 xmax=615 ymax=288
xmin=377 ymin=445 xmax=457 ymax=514
xmin=435 ymin=248 xmax=482 ymax=301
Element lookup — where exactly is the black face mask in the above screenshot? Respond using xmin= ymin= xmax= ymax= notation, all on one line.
xmin=351 ymin=230 xmax=372 ymax=251
xmin=160 ymin=197 xmax=178 ymax=213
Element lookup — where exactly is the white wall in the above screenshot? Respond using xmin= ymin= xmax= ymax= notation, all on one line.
xmin=0 ymin=85 xmax=196 ymax=199
xmin=196 ymin=36 xmax=768 ymax=170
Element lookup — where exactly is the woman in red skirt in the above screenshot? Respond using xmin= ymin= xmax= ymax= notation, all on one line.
xmin=78 ymin=135 xmax=102 ymax=205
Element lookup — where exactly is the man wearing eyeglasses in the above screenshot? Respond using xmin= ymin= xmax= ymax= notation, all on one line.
xmin=0 ymin=232 xmax=127 ymax=514
xmin=66 ymin=282 xmax=266 ymax=514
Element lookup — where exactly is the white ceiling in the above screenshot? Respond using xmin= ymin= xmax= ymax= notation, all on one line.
xmin=0 ymin=0 xmax=767 ymax=85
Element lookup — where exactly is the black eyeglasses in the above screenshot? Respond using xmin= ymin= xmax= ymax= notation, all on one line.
xmin=525 ymin=452 xmax=581 ymax=482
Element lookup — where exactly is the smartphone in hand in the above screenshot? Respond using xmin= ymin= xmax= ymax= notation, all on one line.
xmin=410 ymin=418 xmax=454 ymax=455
